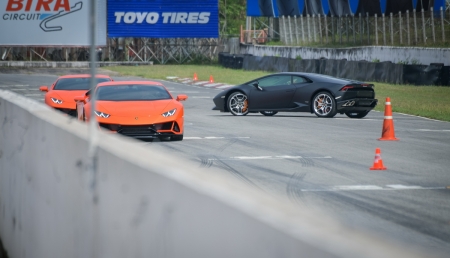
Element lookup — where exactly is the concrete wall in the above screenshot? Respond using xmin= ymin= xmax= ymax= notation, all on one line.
xmin=0 ymin=90 xmax=426 ymax=258
xmin=240 ymin=45 xmax=450 ymax=66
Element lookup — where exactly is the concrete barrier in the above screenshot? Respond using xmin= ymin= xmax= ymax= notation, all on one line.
xmin=0 ymin=90 xmax=427 ymax=258
xmin=241 ymin=45 xmax=450 ymax=66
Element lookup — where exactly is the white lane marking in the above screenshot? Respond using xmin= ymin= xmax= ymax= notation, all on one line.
xmin=335 ymin=118 xmax=377 ymax=121
xmin=191 ymin=96 xmax=211 ymax=99
xmin=194 ymin=81 xmax=209 ymax=85
xmin=208 ymin=155 xmax=332 ymax=161
xmin=203 ymin=83 xmax=223 ymax=87
xmin=386 ymin=184 xmax=422 ymax=189
xmin=301 ymin=185 xmax=447 ymax=192
xmin=12 ymin=88 xmax=41 ymax=91
xmin=413 ymin=129 xmax=450 ymax=132
xmin=170 ymin=91 xmax=200 ymax=93
xmin=184 ymin=136 xmax=250 ymax=140
xmin=0 ymin=85 xmax=30 ymax=87
xmin=215 ymin=85 xmax=234 ymax=89
xmin=24 ymin=93 xmax=43 ymax=96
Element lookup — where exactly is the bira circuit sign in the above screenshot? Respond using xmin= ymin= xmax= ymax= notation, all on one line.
xmin=1 ymin=0 xmax=106 ymax=46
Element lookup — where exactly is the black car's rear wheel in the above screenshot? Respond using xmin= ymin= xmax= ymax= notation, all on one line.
xmin=313 ymin=92 xmax=337 ymax=118
xmin=345 ymin=111 xmax=369 ymax=119
xmin=260 ymin=111 xmax=278 ymax=116
xmin=228 ymin=92 xmax=249 ymax=116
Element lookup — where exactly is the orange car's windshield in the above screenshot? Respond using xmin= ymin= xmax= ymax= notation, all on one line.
xmin=96 ymin=85 xmax=171 ymax=101
xmin=54 ymin=78 xmax=111 ymax=90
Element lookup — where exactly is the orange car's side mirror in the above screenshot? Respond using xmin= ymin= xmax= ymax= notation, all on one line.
xmin=74 ymin=96 xmax=86 ymax=102
xmin=39 ymin=86 xmax=48 ymax=92
xmin=176 ymin=94 xmax=188 ymax=101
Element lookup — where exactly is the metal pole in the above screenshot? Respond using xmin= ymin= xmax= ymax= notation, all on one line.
xmin=367 ymin=12 xmax=370 ymax=44
xmin=413 ymin=9 xmax=418 ymax=44
xmin=331 ymin=15 xmax=335 ymax=43
xmin=325 ymin=15 xmax=329 ymax=43
xmin=301 ymin=15 xmax=305 ymax=42
xmin=422 ymin=8 xmax=426 ymax=43
xmin=88 ymin=0 xmax=99 ymax=213
xmin=441 ymin=7 xmax=445 ymax=42
xmin=339 ymin=16 xmax=342 ymax=44
xmin=399 ymin=11 xmax=403 ymax=44
xmin=307 ymin=14 xmax=312 ymax=42
xmin=431 ymin=7 xmax=435 ymax=43
xmin=352 ymin=15 xmax=356 ymax=44
xmin=390 ymin=12 xmax=394 ymax=45
xmin=313 ymin=14 xmax=317 ymax=42
xmin=375 ymin=14 xmax=378 ymax=45
xmin=288 ymin=16 xmax=293 ymax=45
xmin=383 ymin=13 xmax=386 ymax=45
xmin=407 ymin=10 xmax=410 ymax=45
xmin=359 ymin=13 xmax=362 ymax=44
xmin=318 ymin=14 xmax=323 ymax=43
xmin=346 ymin=16 xmax=349 ymax=42
xmin=294 ymin=16 xmax=299 ymax=45
xmin=282 ymin=16 xmax=286 ymax=44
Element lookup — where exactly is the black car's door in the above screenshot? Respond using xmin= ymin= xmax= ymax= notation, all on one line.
xmin=247 ymin=75 xmax=296 ymax=110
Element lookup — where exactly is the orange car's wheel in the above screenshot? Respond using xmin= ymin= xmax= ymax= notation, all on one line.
xmin=228 ymin=92 xmax=249 ymax=116
xmin=171 ymin=134 xmax=183 ymax=141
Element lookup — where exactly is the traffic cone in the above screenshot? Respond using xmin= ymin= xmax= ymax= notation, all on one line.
xmin=209 ymin=75 xmax=214 ymax=83
xmin=193 ymin=73 xmax=198 ymax=81
xmin=379 ymin=97 xmax=399 ymax=141
xmin=370 ymin=148 xmax=387 ymax=170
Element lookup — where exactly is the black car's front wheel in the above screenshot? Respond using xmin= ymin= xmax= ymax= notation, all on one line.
xmin=313 ymin=92 xmax=337 ymax=118
xmin=345 ymin=111 xmax=369 ymax=119
xmin=260 ymin=111 xmax=278 ymax=116
xmin=228 ymin=92 xmax=249 ymax=116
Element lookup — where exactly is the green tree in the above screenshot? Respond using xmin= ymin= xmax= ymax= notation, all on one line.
xmin=219 ymin=0 xmax=247 ymax=37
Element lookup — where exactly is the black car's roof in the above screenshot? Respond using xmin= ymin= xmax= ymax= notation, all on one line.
xmin=272 ymin=72 xmax=362 ymax=84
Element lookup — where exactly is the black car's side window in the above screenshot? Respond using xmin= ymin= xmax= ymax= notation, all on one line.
xmin=292 ymin=76 xmax=308 ymax=84
xmin=257 ymin=75 xmax=292 ymax=88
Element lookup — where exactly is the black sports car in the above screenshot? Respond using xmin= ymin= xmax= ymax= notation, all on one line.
xmin=212 ymin=72 xmax=378 ymax=118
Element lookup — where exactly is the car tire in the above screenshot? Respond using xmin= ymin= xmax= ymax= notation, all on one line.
xmin=312 ymin=91 xmax=337 ymax=118
xmin=345 ymin=111 xmax=369 ymax=119
xmin=228 ymin=92 xmax=249 ymax=116
xmin=260 ymin=111 xmax=278 ymax=116
xmin=171 ymin=134 xmax=183 ymax=141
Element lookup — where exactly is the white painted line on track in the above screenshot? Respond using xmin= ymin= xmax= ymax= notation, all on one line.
xmin=169 ymin=91 xmax=200 ymax=93
xmin=0 ymin=85 xmax=30 ymax=87
xmin=190 ymin=96 xmax=211 ymax=98
xmin=194 ymin=81 xmax=209 ymax=85
xmin=24 ymin=94 xmax=43 ymax=96
xmin=12 ymin=88 xmax=40 ymax=91
xmin=412 ymin=129 xmax=450 ymax=132
xmin=215 ymin=85 xmax=234 ymax=89
xmin=301 ymin=185 xmax=447 ymax=192
xmin=203 ymin=83 xmax=222 ymax=87
xmin=184 ymin=136 xmax=250 ymax=140
xmin=208 ymin=155 xmax=332 ymax=161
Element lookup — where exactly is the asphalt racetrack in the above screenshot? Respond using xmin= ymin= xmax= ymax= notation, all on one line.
xmin=1 ymin=69 xmax=450 ymax=257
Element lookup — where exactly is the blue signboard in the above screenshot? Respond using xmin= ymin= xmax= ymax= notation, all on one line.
xmin=108 ymin=0 xmax=218 ymax=38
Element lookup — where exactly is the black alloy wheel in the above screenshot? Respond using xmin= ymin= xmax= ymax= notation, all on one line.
xmin=345 ymin=111 xmax=369 ymax=119
xmin=260 ymin=111 xmax=278 ymax=116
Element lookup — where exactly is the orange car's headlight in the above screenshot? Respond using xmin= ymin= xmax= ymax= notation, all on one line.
xmin=51 ymin=97 xmax=63 ymax=104
xmin=94 ymin=111 xmax=110 ymax=118
xmin=162 ymin=108 xmax=176 ymax=117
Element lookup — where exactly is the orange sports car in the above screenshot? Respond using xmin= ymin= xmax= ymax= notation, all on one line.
xmin=39 ymin=74 xmax=113 ymax=117
xmin=75 ymin=81 xmax=188 ymax=141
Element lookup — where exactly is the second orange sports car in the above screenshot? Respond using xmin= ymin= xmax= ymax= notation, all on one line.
xmin=75 ymin=81 xmax=188 ymax=141
xmin=39 ymin=74 xmax=113 ymax=117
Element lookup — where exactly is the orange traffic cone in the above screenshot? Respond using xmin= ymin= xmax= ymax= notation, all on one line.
xmin=370 ymin=148 xmax=387 ymax=170
xmin=193 ymin=73 xmax=198 ymax=81
xmin=209 ymin=75 xmax=214 ymax=83
xmin=379 ymin=97 xmax=399 ymax=141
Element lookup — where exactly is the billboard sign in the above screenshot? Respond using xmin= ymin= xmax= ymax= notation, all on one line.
xmin=0 ymin=0 xmax=107 ymax=46
xmin=107 ymin=0 xmax=218 ymax=38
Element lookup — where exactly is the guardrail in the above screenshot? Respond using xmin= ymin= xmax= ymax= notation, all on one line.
xmin=0 ymin=90 xmax=429 ymax=258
